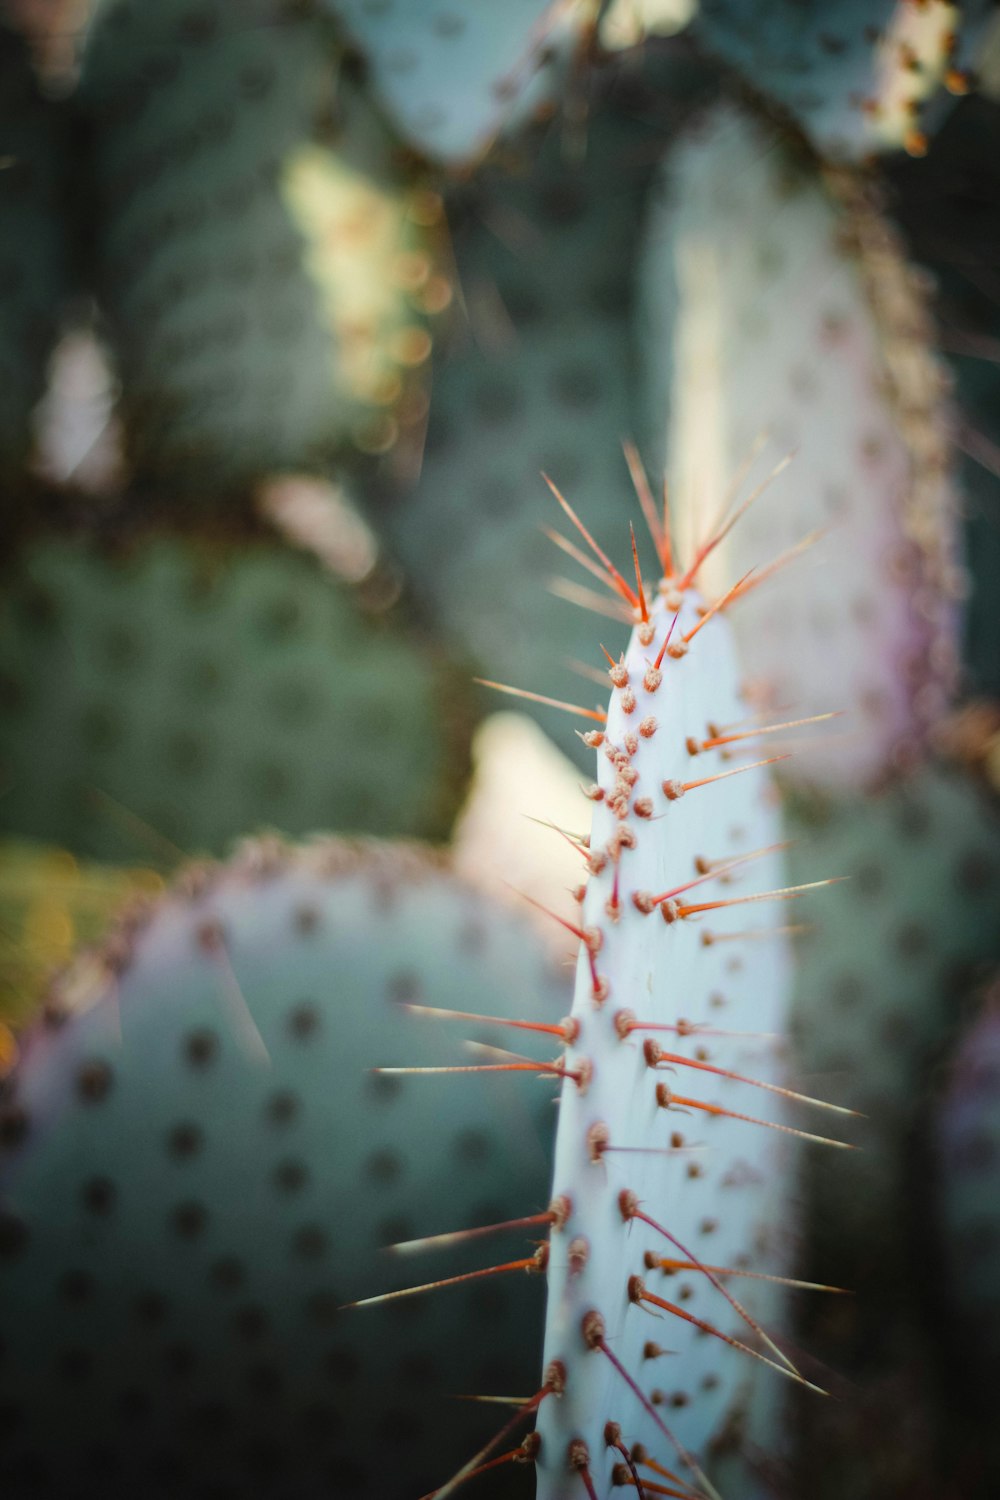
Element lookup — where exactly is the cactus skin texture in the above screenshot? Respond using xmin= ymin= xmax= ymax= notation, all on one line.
xmin=639 ymin=102 xmax=962 ymax=792
xmin=0 ymin=838 xmax=570 ymax=1500
xmin=0 ymin=530 xmax=471 ymax=860
xmin=693 ymin=0 xmax=988 ymax=161
xmin=534 ymin=573 xmax=798 ymax=1497
xmin=379 ymin=491 xmax=846 ymax=1498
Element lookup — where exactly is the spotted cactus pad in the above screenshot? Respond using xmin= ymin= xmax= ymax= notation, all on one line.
xmin=693 ymin=0 xmax=988 ymax=161
xmin=638 ymin=102 xmax=962 ymax=792
xmin=79 ymin=0 xmax=436 ymax=494
xmin=380 ymin=488 xmax=852 ymax=1497
xmin=0 ymin=531 xmax=470 ymax=861
xmin=0 ymin=838 xmax=571 ymax=1499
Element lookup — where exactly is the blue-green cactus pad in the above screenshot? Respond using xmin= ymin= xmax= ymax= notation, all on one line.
xmin=0 ymin=838 xmax=570 ymax=1498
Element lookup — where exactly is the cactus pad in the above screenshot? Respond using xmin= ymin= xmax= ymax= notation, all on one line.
xmin=0 ymin=838 xmax=571 ymax=1498
xmin=80 ymin=0 xmax=435 ymax=494
xmin=534 ymin=567 xmax=803 ymax=1496
xmin=0 ymin=530 xmax=470 ymax=860
xmin=638 ymin=102 xmax=962 ymax=791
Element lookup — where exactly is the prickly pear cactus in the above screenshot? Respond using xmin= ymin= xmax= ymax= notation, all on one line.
xmin=79 ymin=0 xmax=437 ymax=494
xmin=535 ymin=565 xmax=811 ymax=1497
xmin=638 ymin=102 xmax=963 ymax=792
xmin=324 ymin=0 xmax=595 ymax=165
xmin=0 ymin=531 xmax=470 ymax=861
xmin=0 ymin=26 xmax=75 ymax=484
xmin=787 ymin=766 xmax=1000 ymax=1269
xmin=0 ymin=838 xmax=571 ymax=1499
xmin=693 ymin=0 xmax=988 ymax=160
xmin=379 ymin=494 xmax=847 ymax=1497
xmin=933 ymin=983 xmax=1000 ymax=1382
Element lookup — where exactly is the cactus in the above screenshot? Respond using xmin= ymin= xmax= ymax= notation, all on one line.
xmin=79 ymin=0 xmax=437 ymax=496
xmin=322 ymin=0 xmax=596 ymax=166
xmin=0 ymin=25 xmax=75 ymax=486
xmin=0 ymin=837 xmax=571 ymax=1499
xmin=0 ymin=529 xmax=471 ymax=861
xmin=637 ymin=101 xmax=962 ymax=792
xmin=692 ymin=0 xmax=989 ymax=161
xmin=365 ymin=486 xmax=851 ymax=1498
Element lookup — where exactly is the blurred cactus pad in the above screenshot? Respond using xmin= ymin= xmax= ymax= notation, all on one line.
xmin=78 ymin=0 xmax=440 ymax=495
xmin=0 ymin=528 xmax=472 ymax=862
xmin=0 ymin=838 xmax=570 ymax=1499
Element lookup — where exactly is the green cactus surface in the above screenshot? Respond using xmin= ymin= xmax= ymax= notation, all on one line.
xmin=0 ymin=837 xmax=571 ymax=1499
xmin=0 ymin=529 xmax=472 ymax=862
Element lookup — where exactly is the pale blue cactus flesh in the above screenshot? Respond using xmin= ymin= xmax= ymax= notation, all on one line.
xmin=534 ymin=575 xmax=804 ymax=1496
xmin=0 ymin=839 xmax=571 ymax=1498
